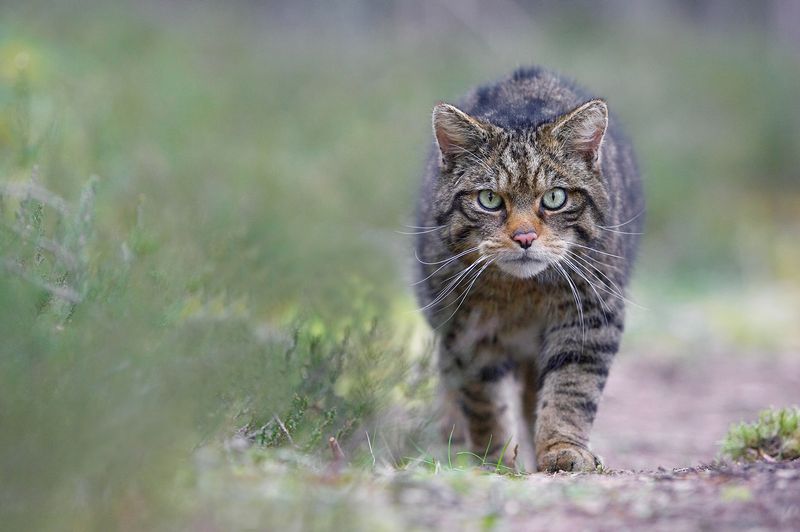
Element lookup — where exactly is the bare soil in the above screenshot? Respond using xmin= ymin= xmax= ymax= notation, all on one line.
xmin=390 ymin=352 xmax=800 ymax=531
xmin=545 ymin=352 xmax=800 ymax=530
xmin=593 ymin=352 xmax=800 ymax=470
xmin=502 ymin=461 xmax=800 ymax=531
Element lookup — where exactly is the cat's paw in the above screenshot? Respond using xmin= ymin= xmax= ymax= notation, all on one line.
xmin=537 ymin=443 xmax=599 ymax=473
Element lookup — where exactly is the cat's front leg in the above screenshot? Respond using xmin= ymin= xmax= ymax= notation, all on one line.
xmin=533 ymin=311 xmax=623 ymax=472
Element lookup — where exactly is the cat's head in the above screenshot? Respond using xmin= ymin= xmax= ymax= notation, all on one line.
xmin=431 ymin=100 xmax=611 ymax=279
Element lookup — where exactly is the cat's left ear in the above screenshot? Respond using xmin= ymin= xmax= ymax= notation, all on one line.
xmin=548 ymin=99 xmax=608 ymax=170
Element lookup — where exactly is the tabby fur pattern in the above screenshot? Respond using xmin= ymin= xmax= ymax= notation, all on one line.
xmin=414 ymin=67 xmax=644 ymax=472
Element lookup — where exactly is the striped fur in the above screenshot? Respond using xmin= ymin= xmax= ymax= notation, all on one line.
xmin=414 ymin=67 xmax=644 ymax=472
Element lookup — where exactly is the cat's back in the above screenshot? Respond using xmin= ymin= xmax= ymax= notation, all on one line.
xmin=455 ymin=67 xmax=594 ymax=131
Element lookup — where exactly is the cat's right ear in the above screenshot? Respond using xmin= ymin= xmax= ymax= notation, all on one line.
xmin=432 ymin=103 xmax=492 ymax=167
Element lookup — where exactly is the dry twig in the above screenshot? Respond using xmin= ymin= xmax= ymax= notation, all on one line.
xmin=329 ymin=436 xmax=345 ymax=463
xmin=273 ymin=414 xmax=294 ymax=445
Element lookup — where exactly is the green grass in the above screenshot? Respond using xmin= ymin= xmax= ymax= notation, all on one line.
xmin=721 ymin=407 xmax=800 ymax=463
xmin=1 ymin=1 xmax=799 ymax=530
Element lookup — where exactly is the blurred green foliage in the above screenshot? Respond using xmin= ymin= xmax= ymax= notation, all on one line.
xmin=0 ymin=1 xmax=799 ymax=529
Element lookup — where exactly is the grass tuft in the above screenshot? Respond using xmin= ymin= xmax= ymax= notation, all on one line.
xmin=721 ymin=406 xmax=800 ymax=463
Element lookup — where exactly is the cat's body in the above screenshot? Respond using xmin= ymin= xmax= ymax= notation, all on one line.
xmin=414 ymin=67 xmax=643 ymax=472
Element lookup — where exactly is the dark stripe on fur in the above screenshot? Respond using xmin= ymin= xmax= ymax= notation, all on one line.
xmin=479 ymin=359 xmax=518 ymax=382
xmin=573 ymin=224 xmax=592 ymax=244
xmin=459 ymin=386 xmax=486 ymax=404
xmin=554 ymin=389 xmax=591 ymax=399
xmin=435 ymin=191 xmax=471 ymax=226
xmin=537 ymin=351 xmax=609 ymax=389
xmin=546 ymin=313 xmax=623 ymax=333
xmin=459 ymin=400 xmax=495 ymax=422
xmin=575 ymin=400 xmax=598 ymax=417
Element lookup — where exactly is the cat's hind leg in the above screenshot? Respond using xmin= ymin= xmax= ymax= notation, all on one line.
xmin=440 ymin=349 xmax=523 ymax=469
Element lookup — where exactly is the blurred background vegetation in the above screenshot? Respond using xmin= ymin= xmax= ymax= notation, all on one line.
xmin=1 ymin=0 xmax=799 ymax=529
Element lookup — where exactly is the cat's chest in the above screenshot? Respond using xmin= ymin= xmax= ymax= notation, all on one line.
xmin=497 ymin=320 xmax=544 ymax=357
xmin=448 ymin=294 xmax=546 ymax=358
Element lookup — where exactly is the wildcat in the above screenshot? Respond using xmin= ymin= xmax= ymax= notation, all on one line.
xmin=414 ymin=67 xmax=644 ymax=472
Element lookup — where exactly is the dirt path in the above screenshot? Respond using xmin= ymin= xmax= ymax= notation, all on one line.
xmin=503 ymin=461 xmax=800 ymax=531
xmin=213 ymin=352 xmax=800 ymax=530
xmin=387 ymin=352 xmax=800 ymax=530
xmin=385 ymin=458 xmax=800 ymax=531
xmin=592 ymin=352 xmax=800 ymax=470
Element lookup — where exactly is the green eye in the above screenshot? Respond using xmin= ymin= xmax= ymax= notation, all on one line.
xmin=542 ymin=187 xmax=567 ymax=210
xmin=477 ymin=190 xmax=503 ymax=211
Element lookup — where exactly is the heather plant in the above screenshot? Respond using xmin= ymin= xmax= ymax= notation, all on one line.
xmin=0 ymin=170 xmax=96 ymax=320
xmin=0 ymin=66 xmax=424 ymax=530
xmin=0 ymin=172 xmax=426 ymax=529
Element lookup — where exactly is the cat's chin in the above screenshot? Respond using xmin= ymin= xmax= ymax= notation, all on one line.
xmin=496 ymin=257 xmax=549 ymax=279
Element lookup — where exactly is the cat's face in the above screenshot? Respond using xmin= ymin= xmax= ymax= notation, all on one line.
xmin=432 ymin=100 xmax=611 ymax=279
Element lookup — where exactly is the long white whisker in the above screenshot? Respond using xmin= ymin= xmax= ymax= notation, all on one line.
xmin=561 ymin=239 xmax=625 ymax=272
xmin=422 ymin=255 xmax=488 ymax=299
xmin=412 ymin=252 xmax=473 ymax=286
xmin=418 ymin=256 xmax=486 ymax=313
xmin=428 ymin=257 xmax=488 ymax=309
xmin=567 ymin=249 xmax=623 ymax=272
xmin=421 ymin=262 xmax=481 ymax=311
xmin=560 ymin=257 xmax=613 ymax=321
xmin=396 ymin=227 xmax=444 ymax=235
xmin=593 ymin=225 xmax=643 ymax=236
xmin=553 ymin=262 xmax=585 ymax=346
xmin=598 ymin=209 xmax=644 ymax=230
xmin=565 ymin=250 xmax=627 ymax=297
xmin=563 ymin=256 xmax=625 ymax=303
xmin=438 ymin=255 xmax=488 ymax=285
xmin=562 ymin=255 xmax=644 ymax=309
xmin=567 ymin=241 xmax=625 ymax=260
xmin=435 ymin=257 xmax=496 ymax=328
xmin=567 ymin=253 xmax=645 ymax=311
xmin=434 ymin=255 xmax=492 ymax=313
xmin=414 ymin=246 xmax=479 ymax=266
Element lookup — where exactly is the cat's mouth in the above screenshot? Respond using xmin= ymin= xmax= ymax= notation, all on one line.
xmin=504 ymin=249 xmax=545 ymax=264
xmin=496 ymin=252 xmax=549 ymax=279
xmin=507 ymin=254 xmax=540 ymax=263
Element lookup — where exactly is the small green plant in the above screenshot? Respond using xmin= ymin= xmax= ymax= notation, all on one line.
xmin=721 ymin=406 xmax=800 ymax=462
xmin=0 ymin=168 xmax=97 ymax=322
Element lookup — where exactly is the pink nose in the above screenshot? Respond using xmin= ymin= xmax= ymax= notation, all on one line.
xmin=512 ymin=230 xmax=538 ymax=249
